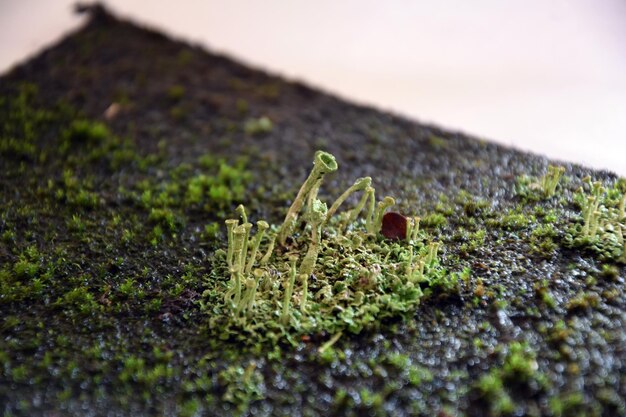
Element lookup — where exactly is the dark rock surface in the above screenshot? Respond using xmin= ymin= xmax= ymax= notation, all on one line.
xmin=1 ymin=5 xmax=624 ymax=417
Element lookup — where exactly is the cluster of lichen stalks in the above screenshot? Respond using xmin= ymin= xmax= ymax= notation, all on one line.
xmin=219 ymin=151 xmax=437 ymax=334
xmin=570 ymin=176 xmax=626 ymax=261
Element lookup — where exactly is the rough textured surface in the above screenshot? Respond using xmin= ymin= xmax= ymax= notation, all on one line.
xmin=1 ymin=6 xmax=625 ymax=417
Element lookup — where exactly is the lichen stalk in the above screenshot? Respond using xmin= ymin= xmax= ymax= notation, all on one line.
xmin=236 ymin=204 xmax=248 ymax=224
xmin=277 ymin=151 xmax=337 ymax=245
xmin=299 ymin=199 xmax=327 ymax=279
xmin=245 ymin=221 xmax=269 ymax=274
xmin=405 ymin=246 xmax=414 ymax=278
xmin=240 ymin=222 xmax=253 ymax=273
xmin=260 ymin=235 xmax=276 ymax=265
xmin=306 ymin=177 xmax=324 ymax=215
xmin=346 ymin=185 xmax=375 ymax=227
xmin=230 ymin=225 xmax=247 ymax=306
xmin=244 ymin=269 xmax=264 ymax=316
xmin=371 ymin=196 xmax=395 ymax=234
xmin=364 ymin=187 xmax=377 ymax=233
xmin=300 ymin=273 xmax=308 ymax=313
xmin=411 ymin=217 xmax=421 ymax=241
xmin=281 ymin=256 xmax=298 ymax=325
xmin=325 ymin=177 xmax=372 ymax=223
xmin=225 ymin=219 xmax=239 ymax=268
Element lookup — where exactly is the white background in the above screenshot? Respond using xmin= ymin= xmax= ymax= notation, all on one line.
xmin=1 ymin=1 xmax=625 ymax=175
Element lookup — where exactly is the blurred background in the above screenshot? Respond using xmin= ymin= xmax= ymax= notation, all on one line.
xmin=1 ymin=0 xmax=625 ymax=175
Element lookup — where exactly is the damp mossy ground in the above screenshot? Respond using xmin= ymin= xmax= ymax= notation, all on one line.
xmin=1 ymin=6 xmax=626 ymax=417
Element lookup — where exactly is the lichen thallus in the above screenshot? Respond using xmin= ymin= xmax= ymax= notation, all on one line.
xmin=220 ymin=150 xmax=442 ymax=328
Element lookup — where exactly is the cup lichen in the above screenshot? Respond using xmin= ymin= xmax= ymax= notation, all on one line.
xmin=208 ymin=150 xmax=451 ymax=344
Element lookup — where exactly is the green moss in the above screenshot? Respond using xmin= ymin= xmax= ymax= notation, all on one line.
xmin=488 ymin=209 xmax=533 ymax=231
xmin=407 ymin=365 xmax=433 ymax=386
xmin=534 ymin=280 xmax=556 ymax=309
xmin=501 ymin=342 xmax=539 ymax=383
xmin=476 ymin=372 xmax=514 ymax=415
xmin=459 ymin=228 xmax=486 ymax=255
xmin=421 ymin=212 xmax=447 ymax=228
xmin=57 ymin=285 xmax=102 ymax=316
xmin=218 ymin=362 xmax=264 ymax=414
xmin=530 ymin=223 xmax=558 ymax=258
xmin=148 ymin=207 xmax=181 ymax=232
xmin=566 ymin=291 xmax=600 ymax=312
xmin=473 ymin=341 xmax=549 ymax=415
xmin=549 ymin=392 xmax=585 ymax=417
xmin=178 ymin=398 xmax=201 ymax=417
xmin=167 ymin=85 xmax=186 ymax=101
xmin=243 ymin=116 xmax=273 ymax=135
xmin=0 ymin=137 xmax=36 ymax=159
xmin=62 ymin=119 xmax=109 ymax=145
xmin=169 ymin=105 xmax=187 ymax=121
xmin=204 ymin=222 xmax=221 ymax=240
xmin=236 ymin=99 xmax=249 ymax=115
xmin=428 ymin=134 xmax=448 ymax=150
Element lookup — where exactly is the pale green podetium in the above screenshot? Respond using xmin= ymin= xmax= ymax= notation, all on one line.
xmin=259 ymin=235 xmax=276 ymax=265
xmin=281 ymin=255 xmax=298 ymax=325
xmin=225 ymin=224 xmax=247 ymax=306
xmin=245 ymin=221 xmax=269 ymax=274
xmin=580 ymin=180 xmax=603 ymax=239
xmin=240 ymin=223 xmax=253 ymax=273
xmin=299 ymin=199 xmax=328 ymax=279
xmin=225 ymin=219 xmax=239 ymax=268
xmin=239 ymin=269 xmax=263 ymax=316
xmin=297 ymin=199 xmax=327 ymax=313
xmin=236 ymin=204 xmax=248 ymax=224
xmin=540 ymin=165 xmax=565 ymax=197
xmin=369 ymin=196 xmax=395 ymax=234
xmin=277 ymin=151 xmax=338 ymax=245
xmin=406 ymin=216 xmax=421 ymax=243
xmin=325 ymin=176 xmax=372 ymax=224
xmin=347 ymin=185 xmax=375 ymax=227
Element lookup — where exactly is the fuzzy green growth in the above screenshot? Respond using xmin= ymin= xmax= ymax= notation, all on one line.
xmin=277 ymin=151 xmax=338 ymax=245
xmin=208 ymin=150 xmax=452 ymax=345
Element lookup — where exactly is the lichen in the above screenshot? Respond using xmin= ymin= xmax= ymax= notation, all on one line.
xmin=202 ymin=151 xmax=457 ymax=345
